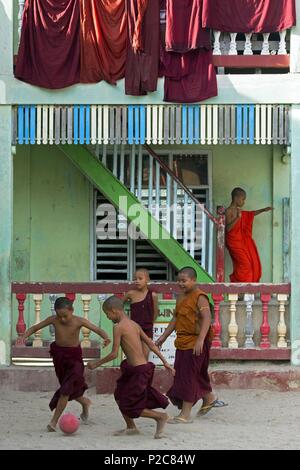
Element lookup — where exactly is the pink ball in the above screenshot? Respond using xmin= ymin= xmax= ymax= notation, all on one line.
xmin=59 ymin=413 xmax=80 ymax=435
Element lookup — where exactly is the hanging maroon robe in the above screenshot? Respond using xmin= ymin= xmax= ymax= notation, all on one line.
xmin=130 ymin=290 xmax=154 ymax=339
xmin=49 ymin=342 xmax=87 ymax=411
xmin=202 ymin=0 xmax=296 ymax=33
xmin=15 ymin=0 xmax=80 ymax=89
xmin=125 ymin=0 xmax=160 ymax=96
xmin=226 ymin=211 xmax=262 ymax=282
xmin=165 ymin=0 xmax=211 ymax=52
xmin=80 ymin=0 xmax=127 ymax=84
xmin=114 ymin=360 xmax=169 ymax=418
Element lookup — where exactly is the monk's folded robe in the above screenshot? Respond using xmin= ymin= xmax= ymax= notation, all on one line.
xmin=167 ymin=288 xmax=213 ymax=408
xmin=114 ymin=361 xmax=169 ymax=418
xmin=49 ymin=342 xmax=87 ymax=411
xmin=130 ymin=290 xmax=154 ymax=339
xmin=226 ymin=210 xmax=262 ymax=283
xmin=125 ymin=0 xmax=160 ymax=96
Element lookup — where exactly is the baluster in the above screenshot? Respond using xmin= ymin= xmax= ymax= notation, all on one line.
xmin=16 ymin=293 xmax=27 ymax=345
xmin=18 ymin=0 xmax=25 ymax=41
xmin=261 ymin=33 xmax=270 ymax=55
xmin=33 ymin=294 xmax=43 ymax=347
xmin=65 ymin=293 xmax=76 ymax=304
xmin=212 ymin=294 xmax=223 ymax=347
xmin=228 ymin=294 xmax=239 ymax=348
xmin=81 ymin=295 xmax=92 ymax=348
xmin=49 ymin=294 xmax=57 ymax=342
xmin=229 ymin=33 xmax=238 ymax=55
xmin=213 ymin=31 xmax=222 ymax=55
xmin=260 ymin=294 xmax=271 ymax=348
xmin=278 ymin=30 xmax=287 ymax=55
xmin=244 ymin=294 xmax=255 ymax=348
xmin=244 ymin=33 xmax=253 ymax=55
xmin=277 ymin=294 xmax=288 ymax=347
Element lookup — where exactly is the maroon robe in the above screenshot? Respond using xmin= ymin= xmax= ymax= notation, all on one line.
xmin=125 ymin=0 xmax=160 ymax=96
xmin=15 ymin=0 xmax=80 ymax=89
xmin=114 ymin=360 xmax=169 ymax=418
xmin=130 ymin=290 xmax=154 ymax=339
xmin=167 ymin=337 xmax=212 ymax=408
xmin=49 ymin=342 xmax=87 ymax=411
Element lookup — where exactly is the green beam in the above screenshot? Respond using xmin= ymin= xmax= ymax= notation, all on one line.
xmin=58 ymin=145 xmax=213 ymax=284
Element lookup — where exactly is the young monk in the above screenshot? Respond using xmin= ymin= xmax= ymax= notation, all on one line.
xmin=156 ymin=267 xmax=227 ymax=423
xmin=87 ymin=296 xmax=175 ymax=439
xmin=225 ymin=187 xmax=273 ymax=282
xmin=17 ymin=297 xmax=111 ymax=432
xmin=123 ymin=269 xmax=159 ymax=358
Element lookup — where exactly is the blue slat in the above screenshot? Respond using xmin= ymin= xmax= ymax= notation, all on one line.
xmin=243 ymin=105 xmax=248 ymax=144
xmin=79 ymin=105 xmax=85 ymax=144
xmin=73 ymin=105 xmax=79 ymax=144
xmin=134 ymin=106 xmax=139 ymax=144
xmin=85 ymin=105 xmax=90 ymax=145
xmin=188 ymin=106 xmax=194 ymax=144
xmin=128 ymin=106 xmax=134 ymax=144
xmin=24 ymin=106 xmax=30 ymax=144
xmin=236 ymin=105 xmax=242 ymax=145
xmin=194 ymin=106 xmax=200 ymax=144
xmin=249 ymin=105 xmax=255 ymax=144
xmin=140 ymin=106 xmax=145 ymax=144
xmin=182 ymin=105 xmax=187 ymax=144
xmin=18 ymin=106 xmax=24 ymax=144
xmin=30 ymin=106 xmax=36 ymax=144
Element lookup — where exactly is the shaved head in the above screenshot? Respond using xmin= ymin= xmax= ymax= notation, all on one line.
xmin=135 ymin=268 xmax=150 ymax=279
xmin=178 ymin=267 xmax=197 ymax=280
xmin=103 ymin=295 xmax=124 ymax=312
xmin=231 ymin=187 xmax=246 ymax=200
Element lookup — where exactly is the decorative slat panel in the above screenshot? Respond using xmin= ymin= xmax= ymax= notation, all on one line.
xmin=15 ymin=104 xmax=290 ymax=145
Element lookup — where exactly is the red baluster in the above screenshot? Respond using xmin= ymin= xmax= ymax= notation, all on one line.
xmin=16 ymin=293 xmax=27 ymax=345
xmin=115 ymin=293 xmax=124 ymax=299
xmin=212 ymin=293 xmax=223 ymax=348
xmin=65 ymin=293 xmax=76 ymax=304
xmin=260 ymin=294 xmax=271 ymax=349
xmin=163 ymin=293 xmax=173 ymax=299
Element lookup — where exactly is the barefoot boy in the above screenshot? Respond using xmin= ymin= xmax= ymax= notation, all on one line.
xmin=87 ymin=296 xmax=175 ymax=439
xmin=156 ymin=267 xmax=227 ymax=423
xmin=225 ymin=187 xmax=273 ymax=282
xmin=124 ymin=268 xmax=159 ymax=358
xmin=18 ymin=297 xmax=111 ymax=431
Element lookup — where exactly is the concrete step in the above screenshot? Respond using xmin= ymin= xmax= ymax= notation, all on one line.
xmin=1 ymin=363 xmax=300 ymax=393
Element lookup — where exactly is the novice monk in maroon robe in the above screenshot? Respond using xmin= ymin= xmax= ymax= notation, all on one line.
xmin=156 ymin=267 xmax=227 ymax=422
xmin=225 ymin=187 xmax=273 ymax=282
xmin=17 ymin=297 xmax=110 ymax=432
xmin=88 ymin=296 xmax=174 ymax=439
xmin=124 ymin=268 xmax=159 ymax=358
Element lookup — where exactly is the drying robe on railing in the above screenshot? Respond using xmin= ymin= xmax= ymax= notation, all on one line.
xmin=125 ymin=0 xmax=160 ymax=96
xmin=165 ymin=0 xmax=211 ymax=52
xmin=80 ymin=0 xmax=127 ymax=84
xmin=226 ymin=211 xmax=262 ymax=283
xmin=202 ymin=0 xmax=296 ymax=33
xmin=15 ymin=0 xmax=80 ymax=89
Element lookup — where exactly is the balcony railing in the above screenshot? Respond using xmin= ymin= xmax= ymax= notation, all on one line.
xmin=12 ymin=282 xmax=291 ymax=366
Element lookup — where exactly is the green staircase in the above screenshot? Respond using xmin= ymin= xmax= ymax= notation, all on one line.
xmin=58 ymin=145 xmax=213 ymax=283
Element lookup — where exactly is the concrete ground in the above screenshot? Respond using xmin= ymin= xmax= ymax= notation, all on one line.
xmin=1 ymin=388 xmax=300 ymax=450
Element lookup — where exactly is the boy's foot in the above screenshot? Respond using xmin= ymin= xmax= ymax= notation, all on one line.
xmin=197 ymin=399 xmax=228 ymax=417
xmin=154 ymin=413 xmax=169 ymax=439
xmin=80 ymin=398 xmax=92 ymax=424
xmin=47 ymin=424 xmax=56 ymax=432
xmin=113 ymin=428 xmax=140 ymax=436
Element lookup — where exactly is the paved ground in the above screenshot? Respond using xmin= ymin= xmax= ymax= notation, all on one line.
xmin=1 ymin=388 xmax=300 ymax=450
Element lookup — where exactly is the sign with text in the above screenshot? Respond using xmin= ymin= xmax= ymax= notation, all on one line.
xmin=149 ymin=323 xmax=176 ymax=365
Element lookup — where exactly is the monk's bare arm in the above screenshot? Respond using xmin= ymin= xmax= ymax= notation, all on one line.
xmin=87 ymin=325 xmax=121 ymax=370
xmin=17 ymin=316 xmax=53 ymax=343
xmin=140 ymin=329 xmax=175 ymax=375
xmin=225 ymin=207 xmax=241 ymax=232
xmin=193 ymin=295 xmax=212 ymax=356
xmin=79 ymin=318 xmax=111 ymax=347
xmin=254 ymin=207 xmax=273 ymax=216
xmin=152 ymin=292 xmax=159 ymax=321
xmin=123 ymin=291 xmax=133 ymax=303
xmin=155 ymin=312 xmax=176 ymax=347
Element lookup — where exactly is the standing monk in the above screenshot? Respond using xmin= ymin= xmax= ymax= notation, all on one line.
xmin=225 ymin=187 xmax=273 ymax=282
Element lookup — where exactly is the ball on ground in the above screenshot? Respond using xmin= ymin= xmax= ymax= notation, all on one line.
xmin=59 ymin=413 xmax=80 ymax=434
